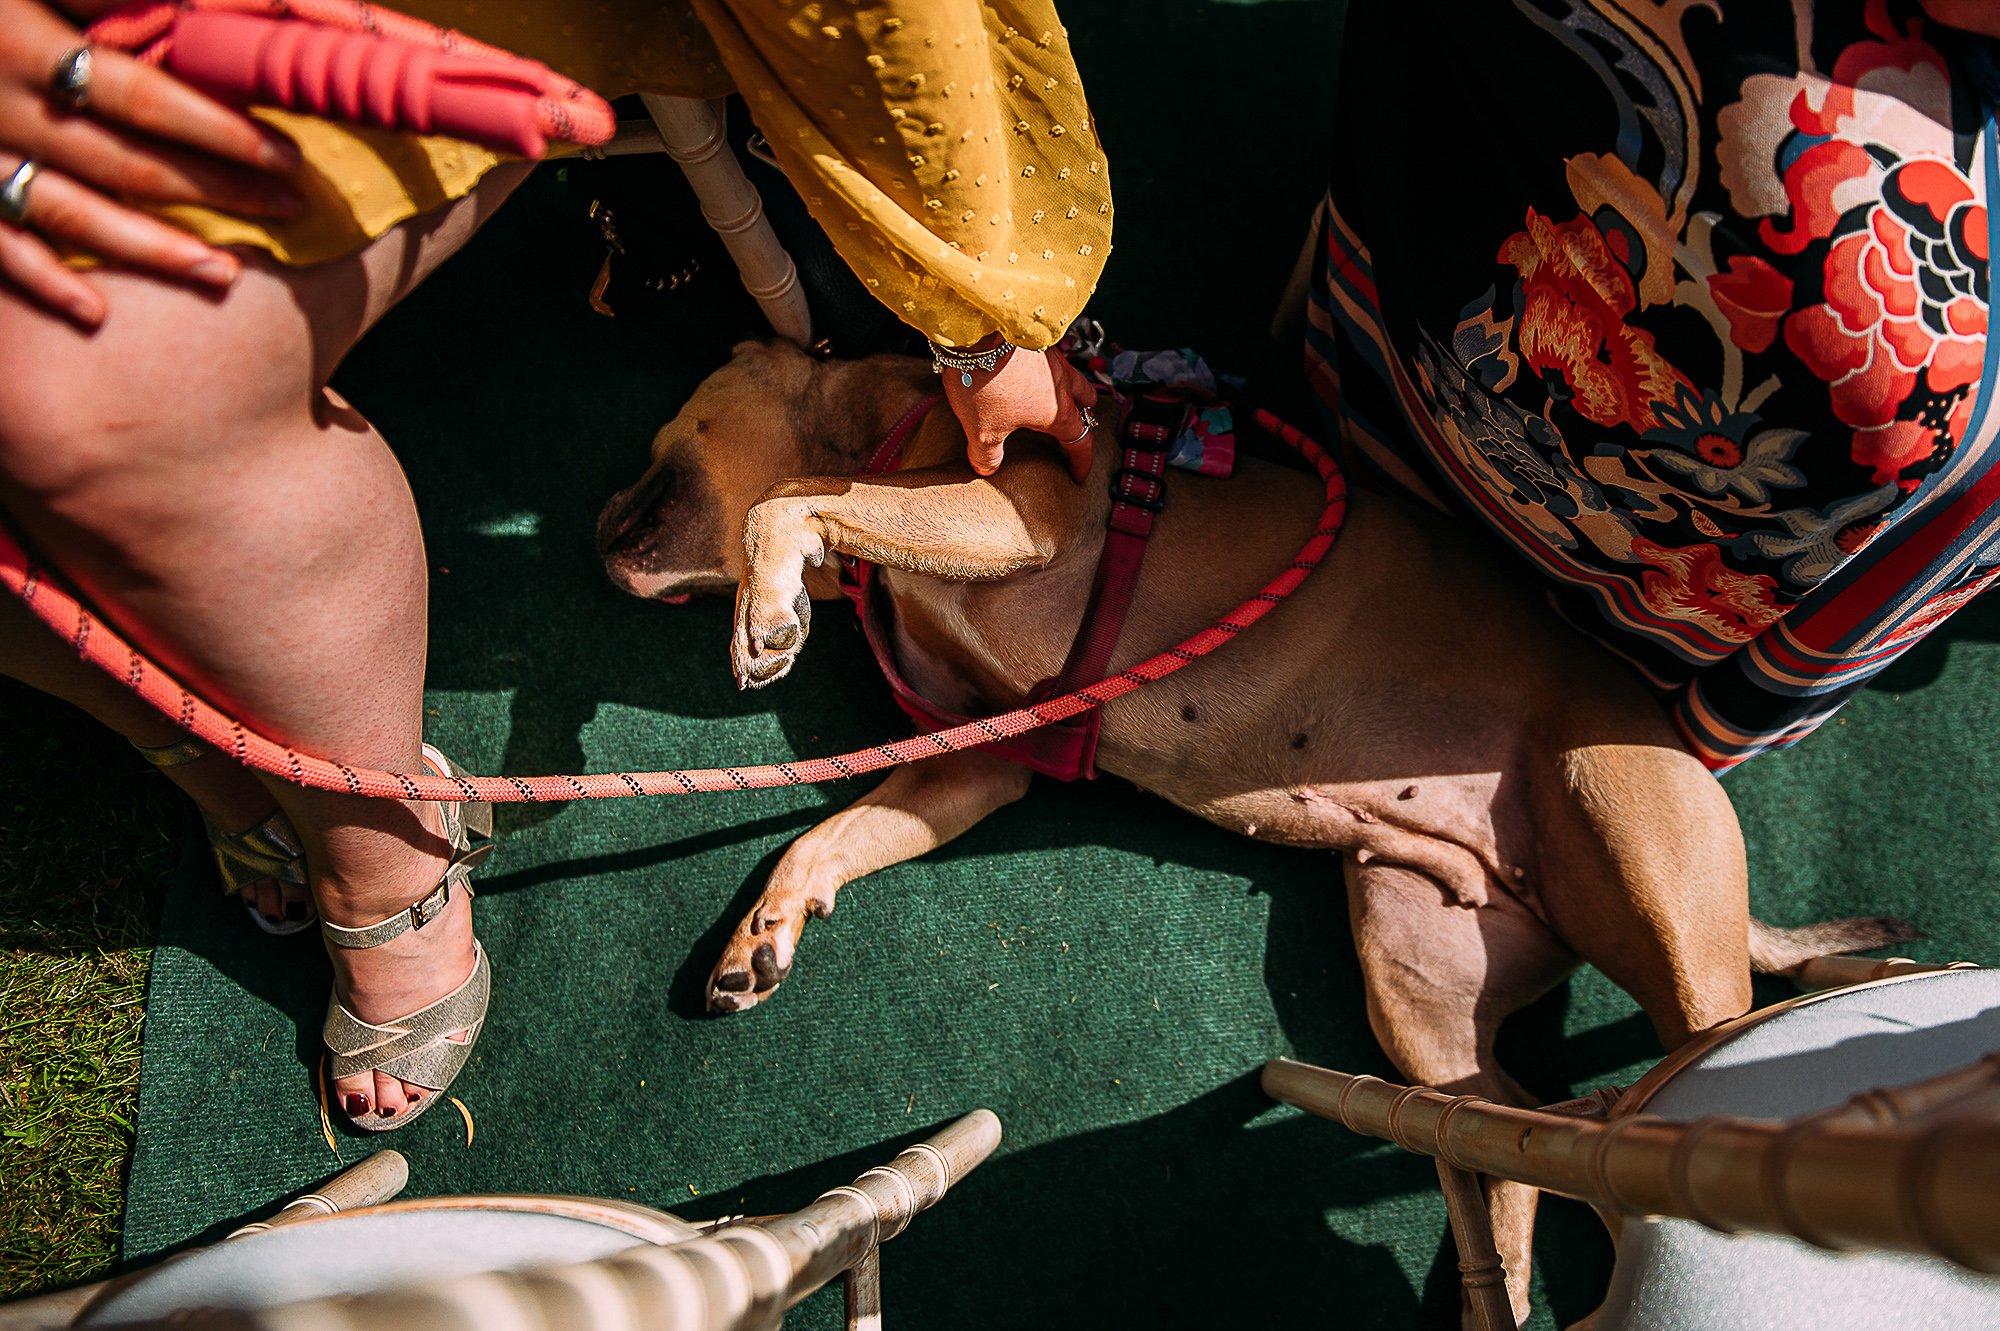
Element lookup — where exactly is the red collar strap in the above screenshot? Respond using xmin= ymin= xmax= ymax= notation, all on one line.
xmin=856 ymin=394 xmax=943 ymax=477
xmin=838 ymin=391 xmax=1189 ymax=781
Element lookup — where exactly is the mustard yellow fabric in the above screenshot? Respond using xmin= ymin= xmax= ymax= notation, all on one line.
xmin=159 ymin=1 xmax=1112 ymax=350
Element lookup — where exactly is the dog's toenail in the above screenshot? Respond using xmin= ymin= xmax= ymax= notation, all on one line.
xmin=344 ymin=1094 xmax=368 ymax=1116
xmin=751 ymin=943 xmax=784 ymax=990
xmin=1399 ymin=785 xmax=1419 ymax=800
xmin=711 ymin=992 xmax=742 ymax=1013
xmin=714 ymin=969 xmax=752 ymax=993
xmin=285 ymin=901 xmax=309 ymax=922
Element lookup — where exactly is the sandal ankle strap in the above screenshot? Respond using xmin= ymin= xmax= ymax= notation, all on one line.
xmin=322 ymin=810 xmax=492 ymax=951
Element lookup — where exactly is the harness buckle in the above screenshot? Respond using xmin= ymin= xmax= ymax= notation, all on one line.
xmin=1120 ymin=393 xmax=1192 ymax=455
xmin=1108 ymin=467 xmax=1167 ymax=512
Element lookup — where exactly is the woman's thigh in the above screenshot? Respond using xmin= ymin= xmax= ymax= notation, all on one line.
xmin=0 ymin=159 xmax=533 ymax=503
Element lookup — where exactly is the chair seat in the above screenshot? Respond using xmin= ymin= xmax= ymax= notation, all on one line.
xmin=1593 ymin=969 xmax=2000 ymax=1331
xmin=80 ymin=1197 xmax=697 ymax=1324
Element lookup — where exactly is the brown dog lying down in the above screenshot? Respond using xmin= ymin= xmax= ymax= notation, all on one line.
xmin=597 ymin=339 xmax=1909 ymax=1322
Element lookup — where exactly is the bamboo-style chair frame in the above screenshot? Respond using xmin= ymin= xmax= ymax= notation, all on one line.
xmin=2 ymin=1111 xmax=999 ymax=1331
xmin=1262 ymin=958 xmax=1998 ymax=1331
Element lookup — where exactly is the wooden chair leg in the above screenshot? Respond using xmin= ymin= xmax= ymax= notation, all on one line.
xmin=226 ymin=1149 xmax=409 ymax=1239
xmin=641 ymin=94 xmax=813 ymax=346
xmin=1436 ymin=1162 xmax=1516 ymax=1331
xmin=844 ymin=1247 xmax=883 ymax=1331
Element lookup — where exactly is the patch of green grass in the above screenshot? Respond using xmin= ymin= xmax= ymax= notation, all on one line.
xmin=0 ymin=679 xmax=182 ymax=1297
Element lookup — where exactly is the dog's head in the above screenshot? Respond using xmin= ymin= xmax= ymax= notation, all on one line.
xmin=596 ymin=339 xmax=928 ymax=603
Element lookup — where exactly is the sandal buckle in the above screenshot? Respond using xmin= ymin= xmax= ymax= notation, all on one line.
xmin=407 ymin=881 xmax=451 ymax=931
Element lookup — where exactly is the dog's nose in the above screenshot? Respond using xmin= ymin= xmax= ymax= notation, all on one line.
xmin=596 ymin=465 xmax=677 ymax=557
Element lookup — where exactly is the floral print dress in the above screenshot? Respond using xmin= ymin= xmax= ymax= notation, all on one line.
xmin=1308 ymin=0 xmax=2000 ymax=770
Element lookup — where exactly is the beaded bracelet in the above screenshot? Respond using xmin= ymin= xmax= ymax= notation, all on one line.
xmin=929 ymin=338 xmax=1016 ymax=386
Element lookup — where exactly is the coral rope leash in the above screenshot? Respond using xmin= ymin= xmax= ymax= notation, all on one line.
xmin=0 ymin=409 xmax=1345 ymax=803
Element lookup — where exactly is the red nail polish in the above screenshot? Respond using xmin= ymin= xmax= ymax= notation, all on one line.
xmin=378 ymin=1106 xmax=397 ymax=1119
xmin=343 ymin=1094 xmax=367 ymax=1116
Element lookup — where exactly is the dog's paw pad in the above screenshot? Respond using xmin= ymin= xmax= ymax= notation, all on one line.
xmin=751 ymin=942 xmax=788 ymax=992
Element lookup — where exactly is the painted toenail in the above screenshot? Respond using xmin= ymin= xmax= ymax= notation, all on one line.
xmin=714 ymin=970 xmax=752 ymax=993
xmin=378 ymin=1107 xmax=397 ymax=1119
xmin=344 ymin=1094 xmax=368 ymax=1116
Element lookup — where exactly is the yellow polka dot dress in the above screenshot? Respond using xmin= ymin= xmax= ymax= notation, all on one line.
xmin=159 ymin=0 xmax=1112 ymax=350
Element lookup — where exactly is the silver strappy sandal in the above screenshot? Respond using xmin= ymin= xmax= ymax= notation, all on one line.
xmin=322 ymin=744 xmax=494 ymax=1133
xmin=134 ymin=736 xmax=313 ymax=936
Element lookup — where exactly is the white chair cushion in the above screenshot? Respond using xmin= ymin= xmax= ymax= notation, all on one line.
xmin=1592 ymin=969 xmax=2000 ymax=1331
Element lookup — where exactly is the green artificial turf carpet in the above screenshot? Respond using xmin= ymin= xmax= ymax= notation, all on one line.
xmin=98 ymin=1 xmax=2000 ymax=1325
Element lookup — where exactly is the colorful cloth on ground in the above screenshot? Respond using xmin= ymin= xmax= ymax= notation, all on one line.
xmin=1060 ymin=325 xmax=1238 ymax=475
xmin=1309 ymin=0 xmax=2000 ymax=771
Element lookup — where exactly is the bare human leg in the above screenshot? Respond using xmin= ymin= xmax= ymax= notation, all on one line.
xmin=0 ymin=593 xmax=309 ymax=927
xmin=0 ymin=161 xmax=533 ymax=1122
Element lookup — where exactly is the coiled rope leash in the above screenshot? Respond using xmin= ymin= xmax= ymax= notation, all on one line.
xmin=0 ymin=409 xmax=1344 ymax=803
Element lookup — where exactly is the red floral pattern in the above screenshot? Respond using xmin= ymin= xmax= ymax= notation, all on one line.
xmin=1708 ymin=255 xmax=1793 ymax=355
xmin=1499 ymin=209 xmax=1686 ymax=431
xmin=1631 ymin=537 xmax=1783 ymax=641
xmin=1766 ymin=10 xmax=1989 ymax=485
xmin=1317 ymin=0 xmax=2000 ymax=768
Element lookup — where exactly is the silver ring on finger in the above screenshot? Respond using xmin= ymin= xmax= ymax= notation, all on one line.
xmin=1061 ymin=405 xmax=1099 ymax=447
xmin=0 ymin=160 xmax=41 ymax=227
xmin=51 ymin=47 xmax=95 ymax=111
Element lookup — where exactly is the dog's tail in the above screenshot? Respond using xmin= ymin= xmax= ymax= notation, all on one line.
xmin=1748 ymin=913 xmax=1925 ymax=975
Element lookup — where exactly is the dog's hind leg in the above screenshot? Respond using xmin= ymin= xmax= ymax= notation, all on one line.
xmin=1347 ymin=858 xmax=1578 ymax=1329
xmin=1532 ymin=741 xmax=1752 ymax=1049
xmin=708 ymin=749 xmax=1033 ymax=1013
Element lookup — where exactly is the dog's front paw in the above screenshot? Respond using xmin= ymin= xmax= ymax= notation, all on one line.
xmin=732 ymin=502 xmax=820 ymax=689
xmin=707 ymin=884 xmax=833 ymax=1014
xmin=731 ymin=583 xmax=813 ymax=689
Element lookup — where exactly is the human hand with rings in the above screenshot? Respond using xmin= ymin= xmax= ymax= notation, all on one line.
xmin=937 ymin=333 xmax=1103 ymax=483
xmin=0 ymin=0 xmax=306 ymax=329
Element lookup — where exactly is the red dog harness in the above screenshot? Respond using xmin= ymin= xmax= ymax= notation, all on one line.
xmin=838 ymin=393 xmax=1191 ymax=780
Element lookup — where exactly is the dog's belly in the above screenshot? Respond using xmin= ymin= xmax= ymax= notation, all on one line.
xmin=880 ymin=457 xmax=1676 ymax=919
xmin=881 ymin=474 xmax=1579 ymax=910
xmin=1096 ymin=701 xmax=1529 ymax=910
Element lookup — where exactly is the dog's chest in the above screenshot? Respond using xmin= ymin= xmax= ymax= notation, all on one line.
xmin=879 ymin=565 xmax=1088 ymax=714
